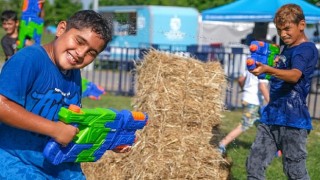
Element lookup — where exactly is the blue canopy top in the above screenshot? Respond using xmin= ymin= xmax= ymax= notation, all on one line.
xmin=202 ymin=0 xmax=320 ymax=23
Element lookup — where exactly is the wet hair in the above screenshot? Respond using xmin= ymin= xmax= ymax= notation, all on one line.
xmin=273 ymin=4 xmax=305 ymax=27
xmin=66 ymin=10 xmax=112 ymax=48
xmin=1 ymin=10 xmax=18 ymax=22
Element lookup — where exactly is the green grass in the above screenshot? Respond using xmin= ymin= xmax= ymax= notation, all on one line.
xmin=83 ymin=94 xmax=320 ymax=180
xmin=82 ymin=93 xmax=134 ymax=110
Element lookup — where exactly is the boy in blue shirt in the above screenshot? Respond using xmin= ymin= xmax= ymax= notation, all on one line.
xmin=246 ymin=4 xmax=318 ymax=179
xmin=0 ymin=10 xmax=112 ymax=179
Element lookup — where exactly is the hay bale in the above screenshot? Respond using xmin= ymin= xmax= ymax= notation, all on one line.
xmin=82 ymin=50 xmax=230 ymax=179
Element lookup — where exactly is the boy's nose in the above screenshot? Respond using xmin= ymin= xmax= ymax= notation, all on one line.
xmin=280 ymin=30 xmax=287 ymax=37
xmin=76 ymin=47 xmax=86 ymax=58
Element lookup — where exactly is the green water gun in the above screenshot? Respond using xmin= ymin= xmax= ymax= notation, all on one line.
xmin=43 ymin=104 xmax=149 ymax=165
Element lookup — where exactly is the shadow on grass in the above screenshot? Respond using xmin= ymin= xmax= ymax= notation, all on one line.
xmin=209 ymin=124 xmax=254 ymax=150
xmin=209 ymin=125 xmax=222 ymax=147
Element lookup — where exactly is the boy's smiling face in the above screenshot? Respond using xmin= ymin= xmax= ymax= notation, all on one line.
xmin=2 ymin=19 xmax=18 ymax=36
xmin=52 ymin=21 xmax=106 ymax=70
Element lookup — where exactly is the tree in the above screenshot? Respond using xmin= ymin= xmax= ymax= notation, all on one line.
xmin=98 ymin=0 xmax=234 ymax=11
xmin=2 ymin=0 xmax=318 ymax=27
xmin=309 ymin=0 xmax=320 ymax=6
xmin=0 ymin=0 xmax=23 ymax=16
xmin=44 ymin=0 xmax=82 ymax=26
xmin=98 ymin=0 xmax=319 ymax=11
xmin=0 ymin=0 xmax=82 ymax=26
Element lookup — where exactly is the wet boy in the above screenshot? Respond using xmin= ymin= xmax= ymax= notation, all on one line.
xmin=0 ymin=10 xmax=112 ymax=179
xmin=246 ymin=4 xmax=318 ymax=179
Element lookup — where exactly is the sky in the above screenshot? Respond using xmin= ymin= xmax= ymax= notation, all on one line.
xmin=81 ymin=0 xmax=92 ymax=9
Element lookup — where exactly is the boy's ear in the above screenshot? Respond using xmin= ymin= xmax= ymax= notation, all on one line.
xmin=298 ymin=20 xmax=306 ymax=31
xmin=56 ymin=21 xmax=67 ymax=37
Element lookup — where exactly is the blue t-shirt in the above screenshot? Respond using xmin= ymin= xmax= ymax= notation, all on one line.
xmin=0 ymin=45 xmax=85 ymax=179
xmin=260 ymin=42 xmax=318 ymax=130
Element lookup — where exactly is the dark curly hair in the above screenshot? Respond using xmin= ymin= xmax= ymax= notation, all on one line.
xmin=66 ymin=10 xmax=112 ymax=49
xmin=1 ymin=10 xmax=18 ymax=22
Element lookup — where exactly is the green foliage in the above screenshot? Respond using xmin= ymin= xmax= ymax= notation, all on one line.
xmin=98 ymin=0 xmax=319 ymax=11
xmin=98 ymin=0 xmax=234 ymax=11
xmin=308 ymin=0 xmax=320 ymax=6
xmin=0 ymin=0 xmax=23 ymax=17
xmin=0 ymin=0 xmax=82 ymax=27
xmin=44 ymin=0 xmax=82 ymax=26
xmin=82 ymin=94 xmax=133 ymax=110
xmin=1 ymin=0 xmax=318 ymax=28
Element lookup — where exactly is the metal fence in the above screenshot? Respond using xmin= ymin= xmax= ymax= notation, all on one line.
xmin=82 ymin=45 xmax=320 ymax=120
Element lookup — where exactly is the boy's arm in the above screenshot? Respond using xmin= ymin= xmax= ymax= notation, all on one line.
xmin=250 ymin=62 xmax=302 ymax=83
xmin=38 ymin=0 xmax=45 ymax=18
xmin=238 ymin=75 xmax=246 ymax=91
xmin=0 ymin=94 xmax=78 ymax=146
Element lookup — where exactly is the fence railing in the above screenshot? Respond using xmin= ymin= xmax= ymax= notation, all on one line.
xmin=81 ymin=45 xmax=320 ymax=120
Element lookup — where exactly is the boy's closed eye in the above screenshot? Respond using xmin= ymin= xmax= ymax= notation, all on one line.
xmin=88 ymin=50 xmax=97 ymax=57
xmin=74 ymin=36 xmax=98 ymax=57
xmin=75 ymin=37 xmax=85 ymax=45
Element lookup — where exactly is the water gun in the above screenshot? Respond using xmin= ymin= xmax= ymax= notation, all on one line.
xmin=246 ymin=41 xmax=280 ymax=80
xmin=17 ymin=0 xmax=44 ymax=49
xmin=82 ymin=78 xmax=106 ymax=100
xmin=43 ymin=104 xmax=148 ymax=165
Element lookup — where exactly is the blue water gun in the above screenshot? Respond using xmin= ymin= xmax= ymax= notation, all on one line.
xmin=246 ymin=41 xmax=280 ymax=80
xmin=82 ymin=78 xmax=106 ymax=100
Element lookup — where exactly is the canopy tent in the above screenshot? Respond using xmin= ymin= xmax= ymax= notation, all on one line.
xmin=202 ymin=0 xmax=320 ymax=23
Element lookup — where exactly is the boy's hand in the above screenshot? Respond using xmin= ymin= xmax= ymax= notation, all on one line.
xmin=24 ymin=39 xmax=34 ymax=46
xmin=250 ymin=61 xmax=266 ymax=76
xmin=274 ymin=55 xmax=280 ymax=63
xmin=52 ymin=121 xmax=79 ymax=147
xmin=38 ymin=0 xmax=45 ymax=4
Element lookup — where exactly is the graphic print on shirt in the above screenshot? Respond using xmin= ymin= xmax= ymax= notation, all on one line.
xmin=30 ymin=88 xmax=80 ymax=121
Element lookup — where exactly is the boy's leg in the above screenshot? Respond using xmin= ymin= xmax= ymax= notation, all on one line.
xmin=219 ymin=124 xmax=242 ymax=148
xmin=246 ymin=124 xmax=277 ymax=180
xmin=219 ymin=102 xmax=260 ymax=148
xmin=282 ymin=127 xmax=309 ymax=180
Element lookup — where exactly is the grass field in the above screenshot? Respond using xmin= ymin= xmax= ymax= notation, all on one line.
xmin=84 ymin=94 xmax=320 ymax=180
